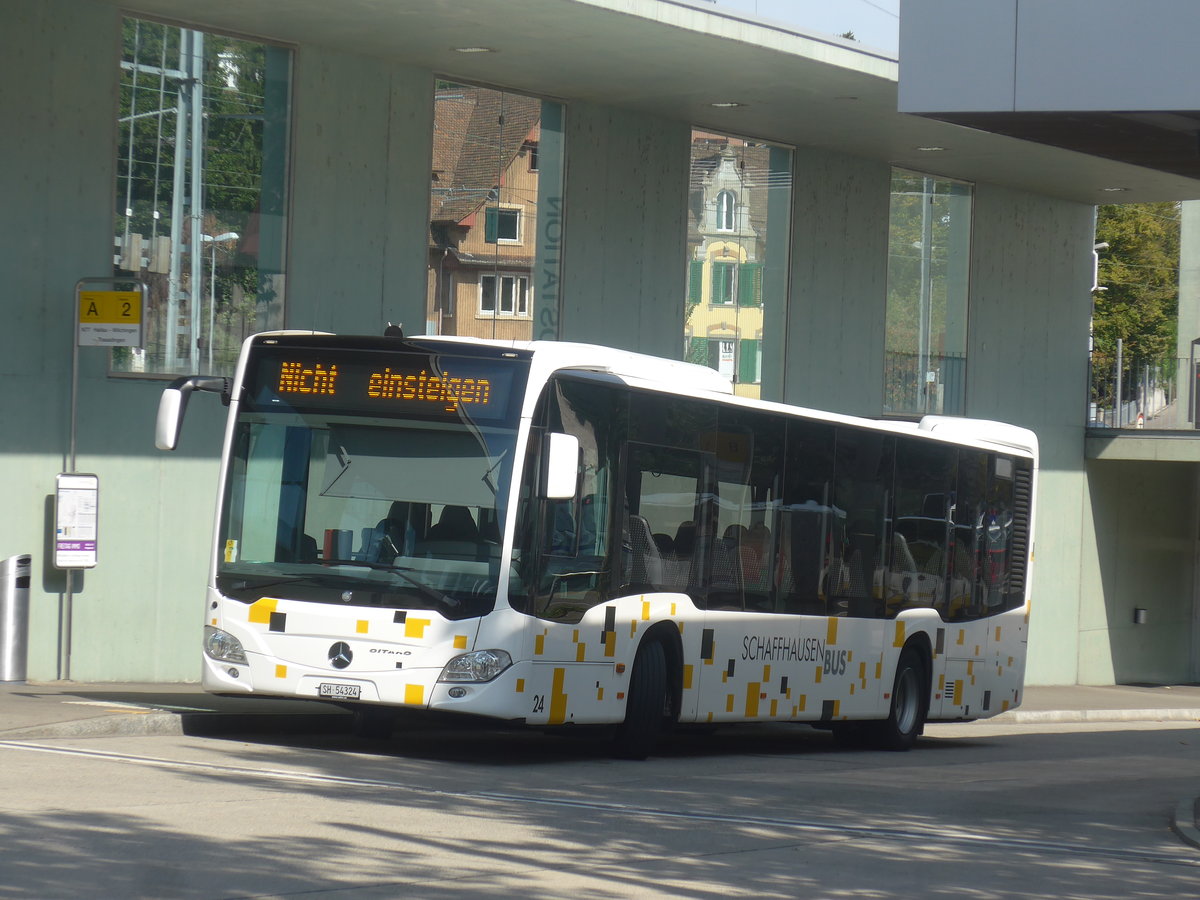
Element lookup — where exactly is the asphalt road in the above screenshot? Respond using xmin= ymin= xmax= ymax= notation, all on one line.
xmin=0 ymin=718 xmax=1197 ymax=899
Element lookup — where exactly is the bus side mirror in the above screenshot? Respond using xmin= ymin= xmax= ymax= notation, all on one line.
xmin=543 ymin=432 xmax=580 ymax=500
xmin=155 ymin=376 xmax=230 ymax=451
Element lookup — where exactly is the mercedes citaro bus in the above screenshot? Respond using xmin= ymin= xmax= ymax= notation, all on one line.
xmin=157 ymin=331 xmax=1036 ymax=758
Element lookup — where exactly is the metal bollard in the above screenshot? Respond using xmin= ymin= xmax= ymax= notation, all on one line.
xmin=0 ymin=554 xmax=31 ymax=682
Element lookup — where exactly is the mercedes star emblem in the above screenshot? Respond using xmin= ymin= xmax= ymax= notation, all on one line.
xmin=328 ymin=641 xmax=353 ymax=669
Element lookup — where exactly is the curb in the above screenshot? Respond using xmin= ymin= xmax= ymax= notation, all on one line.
xmin=0 ymin=710 xmax=350 ymax=741
xmin=992 ymin=708 xmax=1200 ymax=725
xmin=0 ymin=711 xmax=185 ymax=740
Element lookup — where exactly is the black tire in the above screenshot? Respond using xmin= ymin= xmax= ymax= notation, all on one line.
xmin=869 ymin=644 xmax=928 ymax=751
xmin=351 ymin=705 xmax=396 ymax=740
xmin=612 ymin=640 xmax=668 ymax=760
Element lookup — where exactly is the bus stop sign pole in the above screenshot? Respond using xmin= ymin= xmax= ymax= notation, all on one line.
xmin=58 ymin=278 xmax=144 ymax=679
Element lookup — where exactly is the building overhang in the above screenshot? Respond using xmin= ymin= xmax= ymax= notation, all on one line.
xmin=1086 ymin=430 xmax=1200 ymax=462
xmin=95 ymin=0 xmax=1200 ymax=204
xmin=898 ymin=0 xmax=1200 ymax=200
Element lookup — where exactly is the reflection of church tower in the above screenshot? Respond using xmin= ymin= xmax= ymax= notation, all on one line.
xmin=686 ymin=140 xmax=767 ymax=394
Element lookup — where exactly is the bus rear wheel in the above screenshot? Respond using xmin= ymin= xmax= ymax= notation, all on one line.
xmin=612 ymin=639 xmax=668 ymax=760
xmin=870 ymin=645 xmax=928 ymax=751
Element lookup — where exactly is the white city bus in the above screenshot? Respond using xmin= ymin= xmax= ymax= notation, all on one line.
xmin=157 ymin=332 xmax=1037 ymax=758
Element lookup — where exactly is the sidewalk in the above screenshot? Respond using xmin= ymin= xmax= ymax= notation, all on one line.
xmin=0 ymin=681 xmax=348 ymax=740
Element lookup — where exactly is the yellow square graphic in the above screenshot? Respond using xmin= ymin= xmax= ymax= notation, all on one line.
xmin=404 ymin=618 xmax=430 ymax=639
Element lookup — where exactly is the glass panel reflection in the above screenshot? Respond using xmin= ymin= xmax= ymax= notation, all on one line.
xmin=427 ymin=83 xmax=564 ymax=341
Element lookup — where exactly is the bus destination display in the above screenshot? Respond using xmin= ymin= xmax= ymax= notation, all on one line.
xmin=248 ymin=348 xmax=522 ymax=422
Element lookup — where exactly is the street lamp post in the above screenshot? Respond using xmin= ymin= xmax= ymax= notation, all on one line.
xmin=201 ymin=232 xmax=239 ymax=373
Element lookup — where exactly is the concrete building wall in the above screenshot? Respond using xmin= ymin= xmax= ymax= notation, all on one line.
xmin=1081 ymin=461 xmax=1199 ymax=684
xmin=783 ymin=148 xmax=891 ymax=417
xmin=558 ymin=103 xmax=690 ymax=359
xmin=1 ymin=0 xmax=227 ymax=680
xmin=967 ymin=184 xmax=1096 ymax=684
xmin=288 ymin=49 xmax=432 ymax=335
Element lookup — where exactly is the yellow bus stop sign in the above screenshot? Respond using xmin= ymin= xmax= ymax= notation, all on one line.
xmin=78 ymin=290 xmax=144 ymax=347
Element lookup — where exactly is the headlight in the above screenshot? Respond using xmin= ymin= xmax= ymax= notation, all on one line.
xmin=204 ymin=625 xmax=247 ymax=664
xmin=438 ymin=649 xmax=512 ymax=683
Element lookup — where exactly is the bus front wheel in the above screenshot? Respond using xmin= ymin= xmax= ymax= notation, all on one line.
xmin=612 ymin=640 xmax=668 ymax=760
xmin=872 ymin=644 xmax=928 ymax=751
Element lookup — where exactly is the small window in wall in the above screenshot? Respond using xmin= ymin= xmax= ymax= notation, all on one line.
xmin=428 ymin=82 xmax=565 ymax=342
xmin=485 ymin=207 xmax=520 ymax=243
xmin=113 ymin=18 xmax=292 ymax=377
xmin=684 ymin=132 xmax=792 ymax=400
xmin=716 ymin=190 xmax=736 ymax=231
xmin=884 ymin=169 xmax=972 ymax=417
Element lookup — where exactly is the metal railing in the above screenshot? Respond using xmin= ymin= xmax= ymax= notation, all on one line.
xmin=1087 ymin=353 xmax=1195 ymax=430
xmin=884 ymin=351 xmax=966 ymax=418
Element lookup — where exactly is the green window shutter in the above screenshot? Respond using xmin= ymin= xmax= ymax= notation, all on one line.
xmin=738 ymin=263 xmax=763 ymax=307
xmin=738 ymin=339 xmax=759 ymax=383
xmin=712 ymin=262 xmax=733 ymax=304
xmin=688 ymin=260 xmax=703 ymax=306
xmin=687 ymin=337 xmax=709 ymax=367
xmin=484 ymin=207 xmax=498 ymax=243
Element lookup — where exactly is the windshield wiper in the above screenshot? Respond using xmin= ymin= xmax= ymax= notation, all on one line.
xmin=320 ymin=558 xmax=413 ymax=573
xmin=320 ymin=558 xmax=460 ymax=611
xmin=481 ymin=448 xmax=508 ymax=497
xmin=320 ymin=445 xmax=353 ymax=496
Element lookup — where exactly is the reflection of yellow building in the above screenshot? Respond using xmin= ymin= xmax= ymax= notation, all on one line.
xmin=685 ymin=135 xmax=771 ymax=399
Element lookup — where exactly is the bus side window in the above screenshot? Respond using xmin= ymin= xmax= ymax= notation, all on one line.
xmin=621 ymin=443 xmax=707 ymax=598
xmin=828 ymin=427 xmax=894 ymax=619
xmin=779 ymin=418 xmax=835 ymax=616
xmin=889 ymin=439 xmax=956 ymax=618
xmin=983 ymin=454 xmax=1024 ymax=612
xmin=949 ymin=449 xmax=988 ymax=620
xmin=712 ymin=406 xmax=784 ymax=614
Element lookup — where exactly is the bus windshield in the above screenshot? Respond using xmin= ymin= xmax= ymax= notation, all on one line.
xmin=216 ymin=344 xmax=529 ymax=620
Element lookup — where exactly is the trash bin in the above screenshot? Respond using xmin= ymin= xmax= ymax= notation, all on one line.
xmin=0 ymin=554 xmax=31 ymax=682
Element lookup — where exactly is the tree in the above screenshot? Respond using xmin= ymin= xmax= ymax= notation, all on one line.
xmin=1093 ymin=202 xmax=1180 ymax=365
xmin=1091 ymin=203 xmax=1180 ymax=412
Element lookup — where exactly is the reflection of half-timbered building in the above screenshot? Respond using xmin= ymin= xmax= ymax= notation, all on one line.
xmin=428 ymin=86 xmax=542 ymax=341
